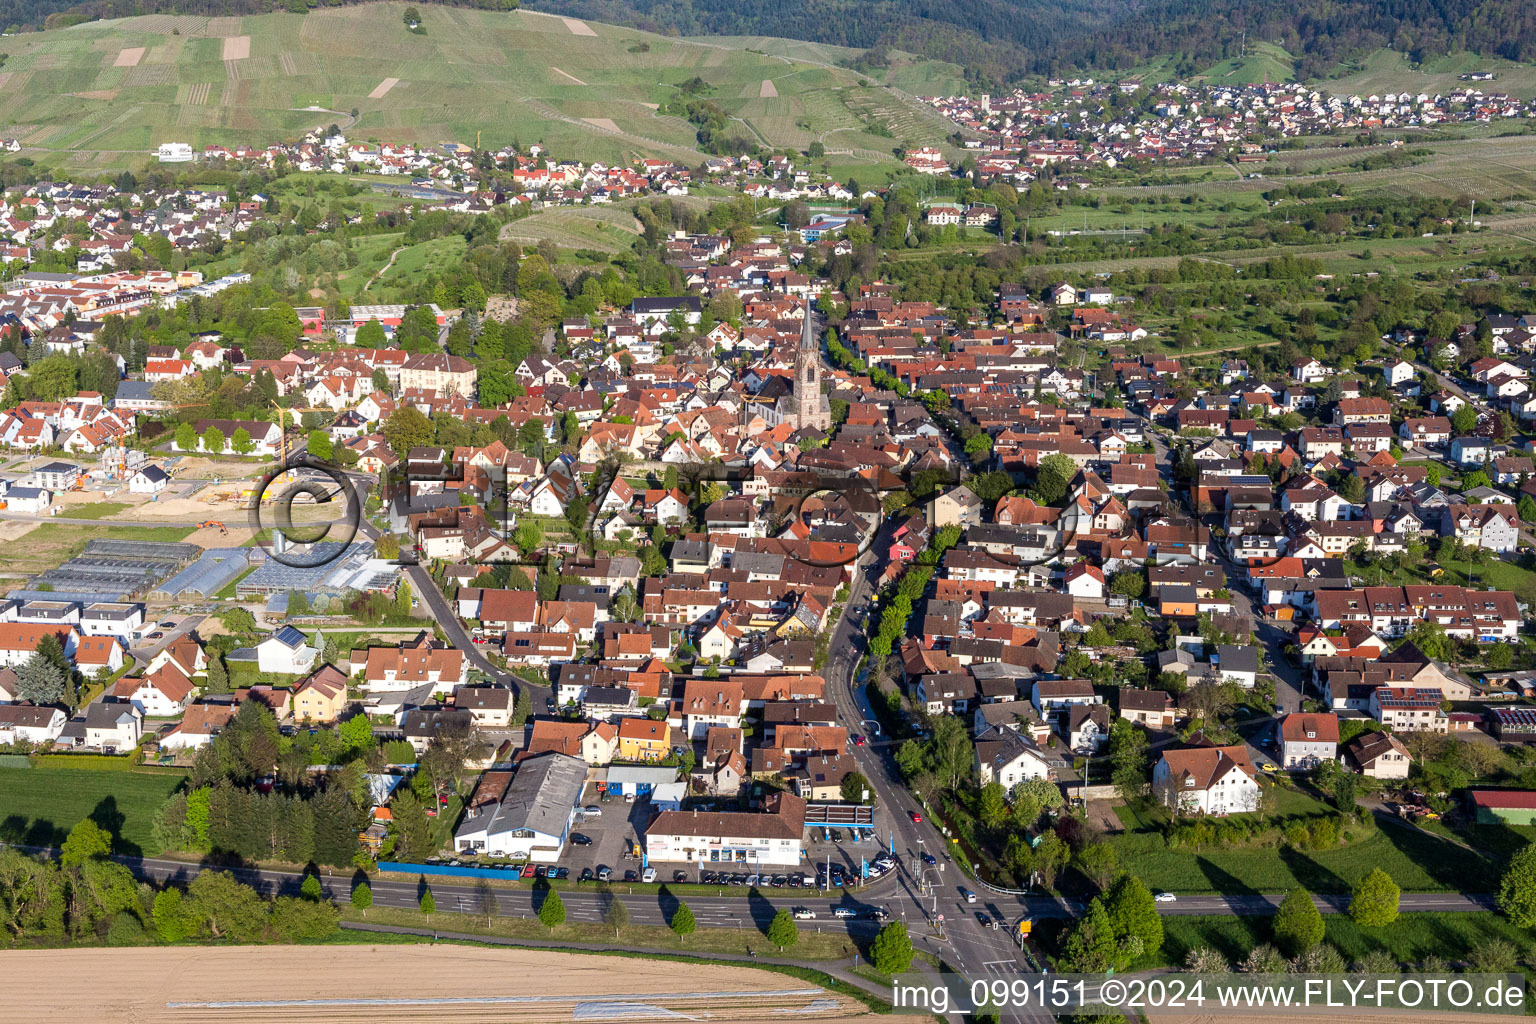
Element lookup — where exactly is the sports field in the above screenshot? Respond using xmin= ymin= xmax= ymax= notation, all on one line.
xmin=0 ymin=944 xmax=875 ymax=1023
xmin=0 ymin=2 xmax=952 ymax=172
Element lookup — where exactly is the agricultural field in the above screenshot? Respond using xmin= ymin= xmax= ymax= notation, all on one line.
xmin=0 ymin=3 xmax=952 ymax=174
xmin=1322 ymin=48 xmax=1536 ymax=101
xmin=0 ymin=763 xmax=186 ymax=857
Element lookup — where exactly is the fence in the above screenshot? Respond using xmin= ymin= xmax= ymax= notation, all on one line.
xmin=377 ymin=860 xmax=522 ymax=882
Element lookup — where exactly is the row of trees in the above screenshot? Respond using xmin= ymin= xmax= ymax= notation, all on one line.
xmin=0 ymin=817 xmax=337 ymax=946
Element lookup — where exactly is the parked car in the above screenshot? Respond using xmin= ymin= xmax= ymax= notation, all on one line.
xmin=551 ymin=866 xmax=569 ymax=879
xmin=521 ymin=864 xmax=537 ymax=878
xmin=674 ymin=871 xmax=689 ymax=884
xmin=579 ymin=867 xmax=594 ymax=882
xmin=623 ymin=870 xmax=638 ymax=882
xmin=570 ymin=833 xmax=592 ymax=846
xmin=641 ymin=867 xmax=657 ymax=883
xmin=597 ymin=866 xmax=612 ymax=881
xmin=583 ymin=805 xmax=602 ymax=815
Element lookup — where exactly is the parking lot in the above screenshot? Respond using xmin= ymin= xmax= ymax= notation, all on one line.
xmin=560 ymin=786 xmax=653 ymax=882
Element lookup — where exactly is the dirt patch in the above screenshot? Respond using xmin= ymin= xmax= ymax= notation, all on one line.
xmin=367 ymin=76 xmax=399 ymax=99
xmin=760 ymin=78 xmax=778 ymax=98
xmin=113 ymin=47 xmax=145 ymax=67
xmin=69 ymin=90 xmax=119 ymax=101
xmin=582 ymin=117 xmax=619 ymax=132
xmin=220 ymin=35 xmax=250 ymax=60
xmin=550 ymin=66 xmax=586 ymax=86
xmin=0 ymin=943 xmax=871 ymax=1023
xmin=0 ymin=74 xmax=13 ymax=90
xmin=562 ymin=15 xmax=596 ymax=35
xmin=0 ymin=520 xmax=39 ymax=543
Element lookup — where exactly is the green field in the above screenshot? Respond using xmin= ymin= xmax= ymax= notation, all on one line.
xmin=0 ymin=764 xmax=185 ymax=856
xmin=1111 ymin=791 xmax=1505 ymax=894
xmin=1160 ymin=911 xmax=1536 ymax=968
xmin=1193 ymin=41 xmax=1297 ymax=86
xmin=0 ymin=3 xmax=954 ymax=173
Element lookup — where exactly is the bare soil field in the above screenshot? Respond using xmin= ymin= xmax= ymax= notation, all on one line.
xmin=368 ymin=77 xmax=399 ymax=99
xmin=760 ymin=78 xmax=779 ymax=98
xmin=0 ymin=943 xmax=872 ymax=1024
xmin=562 ymin=15 xmax=596 ymax=35
xmin=551 ymin=66 xmax=587 ymax=86
xmin=221 ymin=35 xmax=251 ymax=60
xmin=113 ymin=47 xmax=145 ymax=67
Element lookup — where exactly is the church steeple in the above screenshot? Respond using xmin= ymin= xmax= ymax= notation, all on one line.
xmin=792 ymin=297 xmax=832 ymax=432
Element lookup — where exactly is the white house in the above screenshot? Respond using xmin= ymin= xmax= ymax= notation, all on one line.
xmin=61 ymin=701 xmax=142 ymax=752
xmin=1278 ymin=712 xmax=1338 ymax=771
xmin=1062 ymin=563 xmax=1105 ymax=599
xmin=255 ymin=626 xmax=319 ymax=675
xmin=973 ymin=728 xmax=1052 ymax=794
xmin=128 ymin=465 xmax=170 ymax=494
xmin=452 ymin=752 xmax=586 ymax=862
xmin=0 ymin=705 xmax=66 ymax=745
xmin=0 ymin=624 xmax=77 ymax=668
xmin=112 ymin=665 xmax=196 ymax=717
xmin=1152 ymin=745 xmax=1260 ymax=815
xmin=1384 ymin=360 xmax=1416 ymax=387
xmin=5 ymin=486 xmax=52 ymax=514
xmin=643 ymin=790 xmax=806 ymax=866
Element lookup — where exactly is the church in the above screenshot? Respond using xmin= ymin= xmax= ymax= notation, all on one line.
xmin=745 ymin=299 xmax=832 ymax=432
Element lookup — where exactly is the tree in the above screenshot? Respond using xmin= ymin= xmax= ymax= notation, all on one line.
xmin=1242 ymin=944 xmax=1288 ymax=973
xmin=1031 ymin=452 xmax=1076 ymax=506
xmin=351 ymin=879 xmax=373 ymax=915
xmin=1273 ymin=887 xmax=1323 ymax=954
xmin=201 ymin=426 xmax=225 ymax=455
xmin=205 ymin=654 xmax=230 ymax=695
xmin=1186 ymin=946 xmax=1230 ymax=973
xmin=537 ymin=886 xmax=566 ymax=929
xmin=186 ymin=871 xmax=268 ymax=941
xmin=337 ymin=714 xmax=374 ymax=754
xmin=420 ymin=885 xmax=436 ymax=916
xmin=1061 ymin=897 xmax=1116 ymax=971
xmin=1109 ymin=570 xmax=1145 ymax=599
xmin=1499 ymin=842 xmax=1536 ymax=927
xmin=357 ymin=320 xmax=388 ymax=348
xmin=1347 ymin=868 xmax=1399 ymax=928
xmin=978 ymin=782 xmax=1008 ymax=828
xmin=230 ymin=427 xmax=254 ymax=456
xmin=153 ymin=888 xmax=189 ymax=942
xmin=60 ymin=818 xmax=112 ymax=868
xmin=1451 ymin=403 xmax=1478 ymax=436
xmin=767 ymin=908 xmax=799 ymax=951
xmin=841 ymin=771 xmax=871 ymax=804
xmin=603 ymin=893 xmax=628 ymax=937
xmin=174 ymin=421 xmax=197 ymax=452
xmin=307 ymin=430 xmax=334 ymax=462
xmin=669 ymin=900 xmax=696 ymax=942
xmin=1401 ymin=619 xmax=1452 ymax=662
xmin=301 ymin=874 xmax=324 ymax=902
xmin=1104 ymin=873 xmax=1163 ymax=959
xmin=870 ymin=920 xmax=914 ymax=974
xmin=15 ymin=652 xmax=68 ymax=706
xmin=382 ymin=406 xmax=433 ymax=459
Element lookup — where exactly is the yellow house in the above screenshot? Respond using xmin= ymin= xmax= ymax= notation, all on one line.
xmin=293 ymin=665 xmax=350 ymax=724
xmin=617 ymin=717 xmax=672 ymax=762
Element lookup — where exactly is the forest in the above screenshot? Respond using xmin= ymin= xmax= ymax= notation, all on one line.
xmin=521 ymin=0 xmax=1536 ymax=83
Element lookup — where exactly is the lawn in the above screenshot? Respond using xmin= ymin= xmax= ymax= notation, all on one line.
xmin=0 ymin=764 xmax=186 ymax=857
xmin=1346 ymin=551 xmax=1536 ymax=604
xmin=60 ymin=501 xmax=133 ymax=520
xmin=1159 ymin=911 xmax=1536 ymax=968
xmin=1109 ymin=789 xmax=1504 ymax=894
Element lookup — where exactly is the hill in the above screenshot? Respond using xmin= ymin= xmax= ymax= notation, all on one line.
xmin=523 ymin=0 xmax=1536 ymax=83
xmin=0 ymin=3 xmax=958 ymax=173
